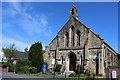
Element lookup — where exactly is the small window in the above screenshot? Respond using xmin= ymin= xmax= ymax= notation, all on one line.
xmin=77 ymin=30 xmax=81 ymax=46
xmin=66 ymin=32 xmax=69 ymax=47
xmin=71 ymin=26 xmax=74 ymax=46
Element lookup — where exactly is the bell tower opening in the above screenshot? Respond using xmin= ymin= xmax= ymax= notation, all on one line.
xmin=72 ymin=9 xmax=74 ymax=15
xmin=70 ymin=3 xmax=78 ymax=20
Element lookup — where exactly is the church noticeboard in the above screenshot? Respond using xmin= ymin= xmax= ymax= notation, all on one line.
xmin=112 ymin=70 xmax=117 ymax=79
xmin=52 ymin=58 xmax=55 ymax=64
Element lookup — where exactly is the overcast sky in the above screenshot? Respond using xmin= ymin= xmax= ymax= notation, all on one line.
xmin=2 ymin=2 xmax=118 ymax=52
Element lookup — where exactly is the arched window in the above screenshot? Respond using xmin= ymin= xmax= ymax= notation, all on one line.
xmin=71 ymin=26 xmax=74 ymax=46
xmin=80 ymin=56 xmax=82 ymax=64
xmin=61 ymin=56 xmax=63 ymax=64
xmin=77 ymin=30 xmax=81 ymax=46
xmin=56 ymin=35 xmax=59 ymax=46
xmin=66 ymin=32 xmax=69 ymax=47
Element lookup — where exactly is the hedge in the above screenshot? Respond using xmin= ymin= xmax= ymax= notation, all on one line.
xmin=2 ymin=62 xmax=11 ymax=68
xmin=56 ymin=64 xmax=62 ymax=72
xmin=29 ymin=67 xmax=37 ymax=73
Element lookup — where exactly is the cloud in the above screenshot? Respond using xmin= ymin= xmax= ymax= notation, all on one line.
xmin=2 ymin=2 xmax=52 ymax=51
xmin=2 ymin=36 xmax=30 ymax=51
xmin=2 ymin=2 xmax=52 ymax=37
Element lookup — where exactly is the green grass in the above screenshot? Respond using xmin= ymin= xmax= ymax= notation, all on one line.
xmin=21 ymin=72 xmax=53 ymax=77
xmin=58 ymin=77 xmax=86 ymax=80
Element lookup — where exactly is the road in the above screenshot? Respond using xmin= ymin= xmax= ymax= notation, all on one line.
xmin=1 ymin=72 xmax=57 ymax=80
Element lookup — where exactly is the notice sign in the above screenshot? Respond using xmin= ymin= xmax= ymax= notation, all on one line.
xmin=52 ymin=58 xmax=55 ymax=64
xmin=112 ymin=70 xmax=117 ymax=78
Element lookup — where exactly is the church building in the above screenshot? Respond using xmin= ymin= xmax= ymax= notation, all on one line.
xmin=44 ymin=3 xmax=118 ymax=76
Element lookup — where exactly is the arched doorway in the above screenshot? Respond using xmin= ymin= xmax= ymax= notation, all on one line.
xmin=69 ymin=51 xmax=76 ymax=71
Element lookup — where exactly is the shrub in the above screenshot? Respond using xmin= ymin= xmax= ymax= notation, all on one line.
xmin=0 ymin=62 xmax=2 ymax=67
xmin=80 ymin=74 xmax=85 ymax=77
xmin=56 ymin=64 xmax=62 ymax=72
xmin=84 ymin=68 xmax=91 ymax=76
xmin=16 ymin=59 xmax=31 ymax=67
xmin=29 ymin=67 xmax=37 ymax=73
xmin=15 ymin=59 xmax=31 ymax=73
xmin=117 ymin=74 xmax=120 ymax=80
xmin=56 ymin=72 xmax=61 ymax=74
xmin=2 ymin=62 xmax=11 ymax=68
xmin=69 ymin=73 xmax=77 ymax=77
xmin=76 ymin=64 xmax=84 ymax=74
xmin=19 ymin=66 xmax=29 ymax=74
xmin=15 ymin=66 xmax=20 ymax=73
xmin=43 ymin=61 xmax=48 ymax=71
xmin=86 ymin=75 xmax=94 ymax=80
xmin=9 ymin=65 xmax=15 ymax=72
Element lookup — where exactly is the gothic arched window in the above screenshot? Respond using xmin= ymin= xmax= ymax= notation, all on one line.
xmin=71 ymin=26 xmax=74 ymax=46
xmin=66 ymin=32 xmax=69 ymax=47
xmin=77 ymin=30 xmax=81 ymax=46
xmin=61 ymin=56 xmax=63 ymax=64
xmin=80 ymin=56 xmax=82 ymax=64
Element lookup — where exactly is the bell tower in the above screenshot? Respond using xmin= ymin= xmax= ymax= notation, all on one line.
xmin=70 ymin=3 xmax=78 ymax=20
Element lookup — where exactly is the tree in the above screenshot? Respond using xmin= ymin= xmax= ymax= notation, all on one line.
xmin=2 ymin=43 xmax=17 ymax=63
xmin=28 ymin=42 xmax=43 ymax=72
xmin=117 ymin=54 xmax=120 ymax=67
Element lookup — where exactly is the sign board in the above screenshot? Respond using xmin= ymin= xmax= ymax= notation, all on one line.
xmin=52 ymin=58 xmax=55 ymax=64
xmin=112 ymin=70 xmax=117 ymax=78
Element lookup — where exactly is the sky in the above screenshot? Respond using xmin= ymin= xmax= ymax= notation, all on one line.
xmin=1 ymin=2 xmax=118 ymax=52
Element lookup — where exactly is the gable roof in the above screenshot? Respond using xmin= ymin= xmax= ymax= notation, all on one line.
xmin=15 ymin=51 xmax=28 ymax=60
xmin=49 ymin=16 xmax=103 ymax=45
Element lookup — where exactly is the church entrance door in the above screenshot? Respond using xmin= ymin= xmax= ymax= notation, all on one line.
xmin=69 ymin=52 xmax=76 ymax=71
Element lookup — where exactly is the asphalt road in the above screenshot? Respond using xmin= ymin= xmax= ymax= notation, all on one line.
xmin=1 ymin=72 xmax=57 ymax=80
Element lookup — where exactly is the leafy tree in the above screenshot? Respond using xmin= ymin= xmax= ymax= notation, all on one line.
xmin=28 ymin=42 xmax=43 ymax=72
xmin=2 ymin=43 xmax=18 ymax=63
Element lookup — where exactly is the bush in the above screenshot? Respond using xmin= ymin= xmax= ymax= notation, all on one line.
xmin=43 ymin=61 xmax=48 ymax=71
xmin=29 ymin=67 xmax=37 ymax=73
xmin=9 ymin=65 xmax=15 ymax=72
xmin=84 ymin=68 xmax=91 ymax=76
xmin=0 ymin=62 xmax=2 ymax=67
xmin=19 ymin=66 xmax=29 ymax=74
xmin=2 ymin=62 xmax=11 ymax=68
xmin=117 ymin=74 xmax=120 ymax=80
xmin=80 ymin=74 xmax=84 ymax=77
xmin=69 ymin=73 xmax=77 ymax=77
xmin=16 ymin=59 xmax=31 ymax=67
xmin=86 ymin=75 xmax=95 ymax=80
xmin=15 ymin=59 xmax=31 ymax=73
xmin=56 ymin=64 xmax=62 ymax=72
xmin=76 ymin=64 xmax=84 ymax=74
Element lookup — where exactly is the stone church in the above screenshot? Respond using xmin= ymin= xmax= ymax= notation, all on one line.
xmin=44 ymin=3 xmax=118 ymax=76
